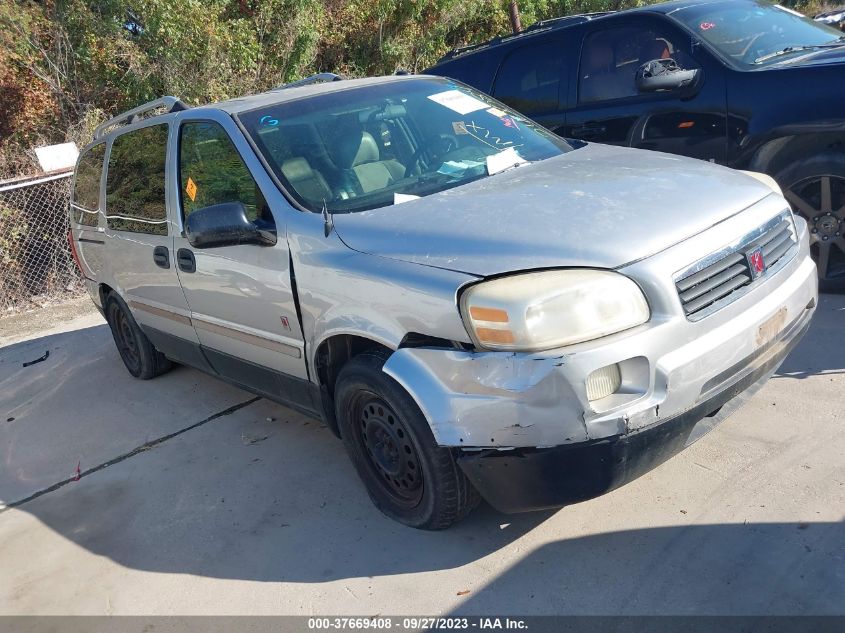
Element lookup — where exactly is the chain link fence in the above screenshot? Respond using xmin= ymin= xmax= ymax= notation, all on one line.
xmin=0 ymin=171 xmax=83 ymax=314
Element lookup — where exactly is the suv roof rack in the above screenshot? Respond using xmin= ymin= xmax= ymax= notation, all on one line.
xmin=93 ymin=96 xmax=189 ymax=140
xmin=438 ymin=11 xmax=615 ymax=62
xmin=274 ymin=73 xmax=344 ymax=90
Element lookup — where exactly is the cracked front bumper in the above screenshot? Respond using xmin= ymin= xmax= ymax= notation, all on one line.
xmin=455 ymin=305 xmax=813 ymax=513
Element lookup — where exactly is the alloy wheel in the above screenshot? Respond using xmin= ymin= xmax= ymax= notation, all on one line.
xmin=785 ymin=174 xmax=845 ymax=283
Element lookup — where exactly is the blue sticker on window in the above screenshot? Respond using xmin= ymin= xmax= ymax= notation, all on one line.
xmin=259 ymin=115 xmax=279 ymax=127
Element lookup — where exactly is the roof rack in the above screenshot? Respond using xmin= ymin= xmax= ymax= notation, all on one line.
xmin=274 ymin=73 xmax=344 ymax=90
xmin=93 ymin=96 xmax=189 ymax=140
xmin=523 ymin=11 xmax=615 ymax=33
xmin=438 ymin=11 xmax=615 ymax=62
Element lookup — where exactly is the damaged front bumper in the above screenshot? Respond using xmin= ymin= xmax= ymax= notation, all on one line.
xmin=456 ymin=305 xmax=812 ymax=513
xmin=382 ymin=204 xmax=818 ymax=512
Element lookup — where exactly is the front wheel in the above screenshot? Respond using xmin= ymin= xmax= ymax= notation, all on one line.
xmin=335 ymin=349 xmax=480 ymax=530
xmin=777 ymin=151 xmax=845 ymax=292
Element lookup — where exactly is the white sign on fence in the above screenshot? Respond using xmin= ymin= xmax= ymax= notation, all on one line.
xmin=34 ymin=142 xmax=79 ymax=173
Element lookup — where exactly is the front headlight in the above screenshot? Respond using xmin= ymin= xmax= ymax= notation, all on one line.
xmin=460 ymin=270 xmax=650 ymax=352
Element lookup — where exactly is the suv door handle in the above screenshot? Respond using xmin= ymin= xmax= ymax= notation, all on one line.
xmin=153 ymin=246 xmax=170 ymax=269
xmin=572 ymin=124 xmax=607 ymax=137
xmin=177 ymin=248 xmax=196 ymax=273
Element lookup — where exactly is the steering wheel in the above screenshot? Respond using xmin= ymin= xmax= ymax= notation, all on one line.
xmin=403 ymin=135 xmax=458 ymax=178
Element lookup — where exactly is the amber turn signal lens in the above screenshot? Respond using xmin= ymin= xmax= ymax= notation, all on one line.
xmin=475 ymin=327 xmax=515 ymax=345
xmin=469 ymin=306 xmax=509 ymax=323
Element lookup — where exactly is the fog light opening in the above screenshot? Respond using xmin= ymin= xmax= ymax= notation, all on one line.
xmin=586 ymin=363 xmax=622 ymax=402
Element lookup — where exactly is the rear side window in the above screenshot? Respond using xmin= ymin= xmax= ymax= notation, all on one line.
xmin=105 ymin=124 xmax=168 ymax=235
xmin=72 ymin=144 xmax=105 ymax=226
xmin=492 ymin=42 xmax=565 ymax=115
xmin=178 ymin=121 xmax=268 ymax=223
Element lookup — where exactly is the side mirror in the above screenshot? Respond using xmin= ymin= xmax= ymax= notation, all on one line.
xmin=635 ymin=59 xmax=701 ymax=96
xmin=185 ymin=201 xmax=276 ymax=249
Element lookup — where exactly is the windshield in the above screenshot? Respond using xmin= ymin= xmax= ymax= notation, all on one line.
xmin=238 ymin=77 xmax=575 ymax=213
xmin=673 ymin=1 xmax=844 ymax=67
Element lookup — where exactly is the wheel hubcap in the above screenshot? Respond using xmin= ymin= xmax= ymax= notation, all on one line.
xmin=359 ymin=398 xmax=422 ymax=504
xmin=785 ymin=174 xmax=845 ymax=282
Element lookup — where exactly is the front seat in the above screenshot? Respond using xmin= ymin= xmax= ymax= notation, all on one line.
xmin=280 ymin=157 xmax=333 ymax=205
xmin=580 ymin=41 xmax=621 ymax=103
xmin=334 ymin=130 xmax=404 ymax=195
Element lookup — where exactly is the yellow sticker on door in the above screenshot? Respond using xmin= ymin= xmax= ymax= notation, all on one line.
xmin=186 ymin=177 xmax=197 ymax=201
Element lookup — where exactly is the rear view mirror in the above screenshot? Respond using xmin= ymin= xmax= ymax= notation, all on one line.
xmin=185 ymin=202 xmax=276 ymax=249
xmin=636 ymin=59 xmax=701 ymax=96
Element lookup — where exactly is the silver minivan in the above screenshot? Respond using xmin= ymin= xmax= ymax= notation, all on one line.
xmin=69 ymin=75 xmax=818 ymax=529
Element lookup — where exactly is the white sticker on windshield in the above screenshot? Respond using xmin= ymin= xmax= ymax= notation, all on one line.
xmin=427 ymin=90 xmax=488 ymax=115
xmin=394 ymin=193 xmax=421 ymax=205
xmin=486 ymin=147 xmax=527 ymax=176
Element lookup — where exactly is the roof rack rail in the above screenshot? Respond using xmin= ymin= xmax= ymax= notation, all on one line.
xmin=523 ymin=11 xmax=615 ymax=33
xmin=93 ymin=96 xmax=189 ymax=140
xmin=275 ymin=73 xmax=344 ymax=90
xmin=438 ymin=11 xmax=615 ymax=62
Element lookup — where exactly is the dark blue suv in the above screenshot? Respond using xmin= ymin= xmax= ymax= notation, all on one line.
xmin=427 ymin=0 xmax=845 ymax=290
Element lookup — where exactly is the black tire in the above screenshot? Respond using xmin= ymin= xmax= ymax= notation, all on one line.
xmin=104 ymin=293 xmax=172 ymax=380
xmin=335 ymin=349 xmax=480 ymax=530
xmin=776 ymin=151 xmax=845 ymax=292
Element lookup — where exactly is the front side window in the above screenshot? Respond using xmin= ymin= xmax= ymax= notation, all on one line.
xmin=578 ymin=25 xmax=699 ymax=104
xmin=673 ymin=0 xmax=844 ymax=67
xmin=238 ymin=77 xmax=576 ymax=214
xmin=72 ymin=143 xmax=106 ymax=226
xmin=105 ymin=124 xmax=168 ymax=235
xmin=179 ymin=121 xmax=270 ymax=224
xmin=493 ymin=42 xmax=565 ymax=115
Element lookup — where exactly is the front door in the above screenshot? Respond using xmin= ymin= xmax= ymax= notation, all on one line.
xmin=169 ymin=113 xmax=312 ymax=410
xmin=563 ymin=16 xmax=728 ymax=164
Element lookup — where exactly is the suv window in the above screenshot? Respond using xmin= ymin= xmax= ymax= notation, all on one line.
xmin=578 ymin=25 xmax=699 ymax=104
xmin=105 ymin=124 xmax=169 ymax=235
xmin=72 ymin=143 xmax=105 ymax=226
xmin=179 ymin=121 xmax=269 ymax=223
xmin=493 ymin=42 xmax=565 ymax=115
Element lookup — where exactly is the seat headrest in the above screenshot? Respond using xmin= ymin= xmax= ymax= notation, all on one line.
xmin=334 ymin=131 xmax=381 ymax=169
xmin=586 ymin=42 xmax=614 ymax=75
xmin=281 ymin=157 xmax=316 ymax=182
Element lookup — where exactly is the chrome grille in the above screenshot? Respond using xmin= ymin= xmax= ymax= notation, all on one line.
xmin=676 ymin=214 xmax=797 ymax=320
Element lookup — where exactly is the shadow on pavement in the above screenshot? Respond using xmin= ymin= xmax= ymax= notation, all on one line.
xmin=775 ymin=293 xmax=845 ymax=379
xmin=446 ymin=521 xmax=845 ymax=615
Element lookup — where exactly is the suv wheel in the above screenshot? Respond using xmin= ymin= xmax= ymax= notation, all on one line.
xmin=334 ymin=349 xmax=480 ymax=530
xmin=777 ymin=151 xmax=845 ymax=292
xmin=105 ymin=293 xmax=172 ymax=379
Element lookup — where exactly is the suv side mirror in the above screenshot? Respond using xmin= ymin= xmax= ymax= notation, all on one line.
xmin=185 ymin=201 xmax=276 ymax=249
xmin=635 ymin=59 xmax=701 ymax=96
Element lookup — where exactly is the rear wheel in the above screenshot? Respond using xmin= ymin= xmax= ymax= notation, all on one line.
xmin=777 ymin=152 xmax=845 ymax=292
xmin=105 ymin=293 xmax=172 ymax=379
xmin=335 ymin=349 xmax=480 ymax=530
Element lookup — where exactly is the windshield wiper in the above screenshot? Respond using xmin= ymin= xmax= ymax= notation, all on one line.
xmin=754 ymin=39 xmax=845 ymax=64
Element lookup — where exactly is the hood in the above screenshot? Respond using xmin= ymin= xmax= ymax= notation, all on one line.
xmin=332 ymin=143 xmax=777 ymax=277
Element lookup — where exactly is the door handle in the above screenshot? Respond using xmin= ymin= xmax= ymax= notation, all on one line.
xmin=153 ymin=246 xmax=170 ymax=269
xmin=572 ymin=124 xmax=607 ymax=137
xmin=177 ymin=248 xmax=196 ymax=273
